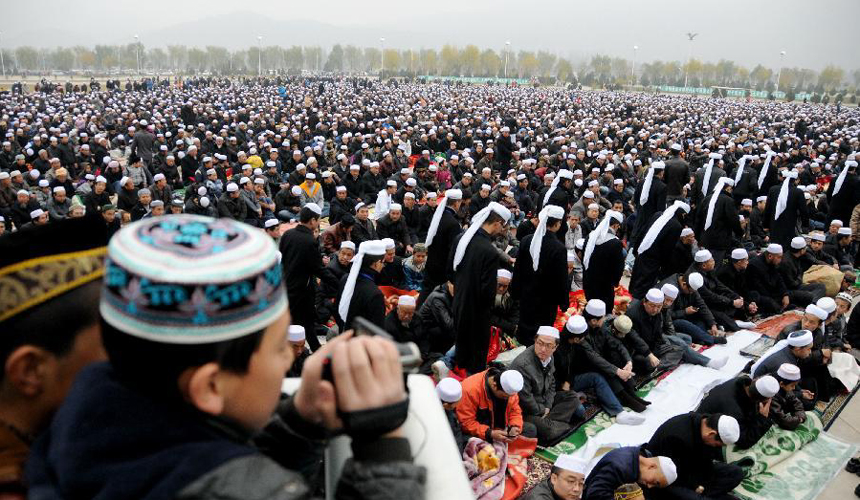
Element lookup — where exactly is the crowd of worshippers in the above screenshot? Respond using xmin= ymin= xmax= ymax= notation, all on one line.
xmin=2 ymin=77 xmax=860 ymax=499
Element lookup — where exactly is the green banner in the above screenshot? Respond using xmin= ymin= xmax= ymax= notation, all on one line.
xmin=420 ymin=75 xmax=530 ymax=85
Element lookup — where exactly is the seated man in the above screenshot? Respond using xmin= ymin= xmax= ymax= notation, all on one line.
xmin=555 ymin=315 xmax=625 ymax=418
xmin=284 ymin=325 xmax=310 ymax=378
xmin=698 ymin=375 xmax=779 ymax=449
xmin=583 ymin=299 xmax=651 ymax=413
xmin=320 ymin=214 xmax=354 ymax=255
xmin=824 ymin=227 xmax=854 ymax=269
xmin=659 ymin=273 xmax=720 ymax=347
xmin=377 ymin=238 xmax=405 ymax=287
xmin=750 ymin=329 xmax=818 ymax=409
xmin=582 ymin=445 xmax=677 ymax=500
xmin=715 ymin=248 xmax=760 ymax=322
xmin=456 ymin=367 xmax=537 ymax=444
xmin=779 ymin=237 xmax=827 ymax=307
xmin=490 ymin=269 xmax=520 ymax=339
xmin=523 ymin=454 xmax=587 ymax=500
xmin=770 ymin=363 xmax=807 ymax=430
xmin=384 ymin=295 xmax=418 ymax=344
xmin=416 ymin=281 xmax=456 ymax=365
xmin=746 ymin=244 xmax=792 ymax=315
xmin=436 ymin=378 xmax=466 ymax=452
xmin=776 ymin=305 xmax=838 ymax=402
xmin=376 ymin=203 xmax=414 ymax=256
xmin=687 ymin=249 xmax=746 ymax=332
xmin=510 ymin=326 xmax=583 ymax=445
xmin=626 ymin=289 xmax=726 ymax=373
xmin=647 ymin=413 xmax=743 ymax=500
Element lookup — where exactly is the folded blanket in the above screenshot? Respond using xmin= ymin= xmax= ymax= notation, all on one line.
xmin=827 ymin=351 xmax=860 ymax=391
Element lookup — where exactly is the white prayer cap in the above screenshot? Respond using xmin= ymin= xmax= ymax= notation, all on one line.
xmin=756 ymin=196 xmax=768 ymax=203
xmin=816 ymin=297 xmax=836 ymax=314
xmin=777 ymin=363 xmax=801 ymax=381
xmin=382 ymin=238 xmax=396 ymax=250
xmin=585 ymin=299 xmax=606 ymax=317
xmin=731 ymin=248 xmax=748 ymax=260
xmin=583 ymin=191 xmax=595 ymax=199
xmin=645 ymin=288 xmax=664 ymax=303
xmin=718 ymin=415 xmax=741 ymax=445
xmin=575 ymin=238 xmax=585 ymax=250
xmin=558 ymin=169 xmax=574 ymax=179
xmin=305 ymin=203 xmax=322 ymax=215
xmin=52 ymin=186 xmax=65 ymax=194
xmin=386 ymin=180 xmax=397 ymax=187
xmin=497 ymin=269 xmax=513 ymax=280
xmin=657 ymin=456 xmax=678 ymax=485
xmin=500 ymin=370 xmax=524 ymax=395
xmin=254 ymin=178 xmax=265 ymax=185
xmin=426 ymin=192 xmax=438 ymax=199
xmin=587 ymin=203 xmax=599 ymax=211
xmin=340 ymin=241 xmax=356 ymax=251
xmin=305 ymin=173 xmax=316 ymax=180
xmin=755 ymin=376 xmax=779 ymax=398
xmin=354 ymin=202 xmax=366 ymax=211
xmin=406 ymin=178 xmax=417 ymax=187
xmin=336 ymin=185 xmax=347 ymax=192
xmin=651 ymin=161 xmax=666 ymax=170
xmin=670 ymin=143 xmax=683 ymax=151
xmin=661 ymin=283 xmax=679 ymax=299
xmin=790 ymin=236 xmax=807 ymax=250
xmin=553 ymin=454 xmax=588 ymax=474
xmin=694 ymin=249 xmax=713 ymax=263
xmin=226 ymin=182 xmax=239 ymax=193
xmin=613 ymin=179 xmax=624 ymax=185
xmin=831 ymin=219 xmax=844 ymax=227
xmin=239 ymin=176 xmax=251 ymax=185
xmin=480 ymin=184 xmax=491 ymax=192
xmin=741 ymin=198 xmax=753 ymax=206
xmin=398 ymin=295 xmax=416 ymax=307
xmin=200 ymin=197 xmax=210 ymax=208
xmin=567 ymin=251 xmax=576 ymax=263
xmin=565 ymin=315 xmax=588 ymax=335
xmin=389 ymin=203 xmax=402 ymax=212
xmin=96 ymin=175 xmax=107 ymax=183
xmin=436 ymin=378 xmax=462 ymax=403
xmin=291 ymin=186 xmax=303 ymax=196
xmin=16 ymin=189 xmax=28 ymax=197
xmin=810 ymin=232 xmax=826 ymax=242
xmin=30 ymin=208 xmax=45 ymax=219
xmin=445 ymin=188 xmax=463 ymax=200
xmin=38 ymin=179 xmax=49 ymax=187
xmin=805 ymin=304 xmax=827 ymax=321
xmin=287 ymin=325 xmax=306 ymax=342
xmin=350 ymin=164 xmax=360 ymax=171
xmin=766 ymin=243 xmax=783 ymax=254
xmin=786 ymin=329 xmax=814 ymax=347
xmin=120 ymin=176 xmax=130 ymax=186
xmin=264 ymin=218 xmax=280 ymax=229
xmin=537 ymin=325 xmax=560 ymax=340
xmin=783 ymin=170 xmax=798 ymax=179
xmin=687 ymin=272 xmax=704 ymax=291
xmin=837 ymin=227 xmax=852 ymax=236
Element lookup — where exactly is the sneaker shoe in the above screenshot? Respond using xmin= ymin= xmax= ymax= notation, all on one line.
xmin=431 ymin=360 xmax=450 ymax=381
xmin=707 ymin=356 xmax=728 ymax=370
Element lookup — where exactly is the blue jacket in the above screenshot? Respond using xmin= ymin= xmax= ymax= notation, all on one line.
xmin=583 ymin=445 xmax=647 ymax=500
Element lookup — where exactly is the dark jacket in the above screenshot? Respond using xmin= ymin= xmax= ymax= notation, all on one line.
xmin=746 ymin=253 xmax=787 ymax=301
xmin=659 ymin=274 xmax=715 ymax=328
xmin=415 ymin=284 xmax=455 ymax=356
xmin=582 ymin=445 xmax=648 ymax=500
xmin=626 ymin=299 xmax=669 ymax=353
xmin=770 ymin=388 xmax=806 ymax=431
xmin=698 ymin=376 xmax=771 ymax=449
xmin=697 ymin=190 xmax=743 ymax=251
xmin=25 ymin=363 xmax=426 ymax=500
xmin=217 ymin=193 xmax=247 ymax=220
xmin=376 ymin=214 xmax=414 ymax=249
xmin=335 ymin=268 xmax=386 ymax=330
xmin=509 ymin=346 xmax=557 ymax=417
xmin=584 ymin=325 xmax=631 ymax=379
xmin=647 ymin=412 xmax=717 ymax=490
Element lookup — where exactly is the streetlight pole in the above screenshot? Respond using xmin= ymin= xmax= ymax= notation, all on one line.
xmin=134 ymin=35 xmax=140 ymax=74
xmin=776 ymin=50 xmax=786 ymax=92
xmin=257 ymin=36 xmax=263 ymax=76
xmin=632 ymin=45 xmax=638 ymax=85
xmin=0 ymin=32 xmax=5 ymax=79
xmin=504 ymin=41 xmax=511 ymax=79
xmin=379 ymin=37 xmax=385 ymax=80
xmin=684 ymin=32 xmax=698 ymax=87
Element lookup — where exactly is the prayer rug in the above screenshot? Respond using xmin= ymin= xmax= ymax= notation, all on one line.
xmin=728 ymin=413 xmax=858 ymax=500
xmin=752 ymin=310 xmax=803 ymax=339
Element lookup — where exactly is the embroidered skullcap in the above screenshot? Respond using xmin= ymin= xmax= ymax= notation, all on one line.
xmin=500 ymin=370 xmax=523 ymax=394
xmin=0 ymin=216 xmax=108 ymax=323
xmin=436 ymin=378 xmax=462 ymax=403
xmin=100 ymin=215 xmax=287 ymax=344
xmin=777 ymin=363 xmax=801 ymax=381
xmin=287 ymin=325 xmax=306 ymax=342
xmin=718 ymin=415 xmax=740 ymax=445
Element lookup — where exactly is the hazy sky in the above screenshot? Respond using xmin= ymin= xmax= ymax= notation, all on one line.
xmin=5 ymin=0 xmax=859 ymax=70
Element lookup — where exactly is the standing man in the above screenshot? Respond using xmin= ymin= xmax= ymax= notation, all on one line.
xmin=450 ymin=202 xmax=512 ymax=374
xmin=630 ymin=201 xmax=689 ymax=298
xmin=421 ymin=189 xmax=463 ymax=306
xmin=631 ymin=161 xmax=666 ymax=249
xmin=511 ymin=205 xmax=570 ymax=346
xmin=697 ymin=177 xmax=743 ymax=265
xmin=278 ymin=203 xmax=336 ymax=351
xmin=763 ymin=170 xmax=807 ymax=249
xmin=583 ymin=211 xmax=625 ymax=309
xmin=336 ymin=240 xmax=387 ymax=330
xmin=647 ymin=413 xmax=744 ymax=500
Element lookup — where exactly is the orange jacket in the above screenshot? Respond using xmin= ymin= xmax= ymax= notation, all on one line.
xmin=456 ymin=370 xmax=524 ymax=441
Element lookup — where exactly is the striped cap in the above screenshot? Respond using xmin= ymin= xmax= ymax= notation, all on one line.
xmin=100 ymin=215 xmax=287 ymax=344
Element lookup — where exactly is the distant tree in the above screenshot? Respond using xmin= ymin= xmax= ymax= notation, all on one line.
xmin=325 ymin=44 xmax=344 ymax=72
xmin=343 ymin=45 xmax=362 ymax=72
xmin=440 ymin=45 xmax=459 ymax=76
xmin=14 ymin=46 xmax=38 ymax=71
xmin=284 ymin=46 xmax=304 ymax=70
xmin=556 ymin=58 xmax=573 ymax=82
xmin=518 ymin=51 xmax=538 ymax=78
xmin=187 ymin=48 xmax=206 ymax=73
xmin=537 ymin=51 xmax=557 ymax=78
xmin=420 ymin=49 xmax=438 ymax=75
xmin=479 ymin=49 xmax=501 ymax=77
xmin=460 ymin=45 xmax=480 ymax=76
xmin=818 ymin=65 xmax=845 ymax=91
xmin=785 ymin=87 xmax=796 ymax=102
